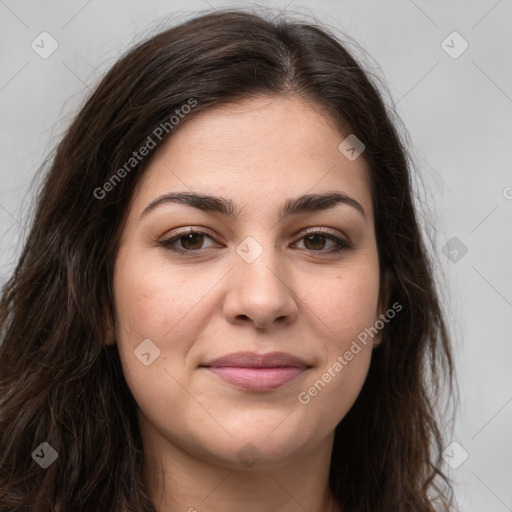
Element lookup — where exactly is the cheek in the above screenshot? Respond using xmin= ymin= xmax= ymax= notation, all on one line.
xmin=299 ymin=261 xmax=381 ymax=347
xmin=112 ymin=246 xmax=216 ymax=342
xmin=296 ymin=269 xmax=379 ymax=422
xmin=111 ymin=247 xmax=211 ymax=416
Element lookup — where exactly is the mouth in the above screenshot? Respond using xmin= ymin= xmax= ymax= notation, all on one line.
xmin=199 ymin=351 xmax=311 ymax=391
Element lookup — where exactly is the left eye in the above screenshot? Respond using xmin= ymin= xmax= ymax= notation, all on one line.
xmin=294 ymin=232 xmax=351 ymax=252
xmin=159 ymin=229 xmax=352 ymax=254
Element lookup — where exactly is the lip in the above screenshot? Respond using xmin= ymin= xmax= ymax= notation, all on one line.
xmin=201 ymin=351 xmax=309 ymax=368
xmin=200 ymin=351 xmax=311 ymax=391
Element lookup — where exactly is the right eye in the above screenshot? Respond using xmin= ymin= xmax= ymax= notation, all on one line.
xmin=159 ymin=228 xmax=220 ymax=255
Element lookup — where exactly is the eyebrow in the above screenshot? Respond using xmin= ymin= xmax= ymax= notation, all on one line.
xmin=139 ymin=191 xmax=366 ymax=221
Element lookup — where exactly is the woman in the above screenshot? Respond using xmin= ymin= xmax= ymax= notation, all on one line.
xmin=0 ymin=7 xmax=456 ymax=512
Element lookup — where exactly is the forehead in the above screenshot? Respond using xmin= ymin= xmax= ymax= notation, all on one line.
xmin=130 ymin=95 xmax=373 ymax=221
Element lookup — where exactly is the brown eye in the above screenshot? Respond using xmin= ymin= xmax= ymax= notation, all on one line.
xmin=294 ymin=230 xmax=353 ymax=253
xmin=159 ymin=228 xmax=218 ymax=254
xmin=179 ymin=232 xmax=206 ymax=250
xmin=303 ymin=233 xmax=328 ymax=251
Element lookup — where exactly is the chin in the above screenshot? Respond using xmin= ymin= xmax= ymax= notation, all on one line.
xmin=184 ymin=420 xmax=324 ymax=470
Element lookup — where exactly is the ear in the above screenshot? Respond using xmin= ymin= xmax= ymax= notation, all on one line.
xmin=373 ymin=270 xmax=393 ymax=348
xmin=103 ymin=324 xmax=116 ymax=346
xmin=102 ymin=307 xmax=117 ymax=346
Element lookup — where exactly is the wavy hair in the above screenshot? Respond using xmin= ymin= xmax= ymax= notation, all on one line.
xmin=0 ymin=7 xmax=456 ymax=511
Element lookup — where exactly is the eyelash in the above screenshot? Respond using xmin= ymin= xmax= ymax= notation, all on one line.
xmin=159 ymin=227 xmax=353 ymax=256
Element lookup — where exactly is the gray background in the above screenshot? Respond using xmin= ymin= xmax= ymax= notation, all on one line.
xmin=1 ymin=1 xmax=511 ymax=510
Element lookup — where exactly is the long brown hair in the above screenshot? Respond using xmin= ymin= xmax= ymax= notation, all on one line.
xmin=0 ymin=7 xmax=456 ymax=511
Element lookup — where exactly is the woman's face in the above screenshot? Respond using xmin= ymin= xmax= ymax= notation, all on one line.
xmin=112 ymin=95 xmax=385 ymax=470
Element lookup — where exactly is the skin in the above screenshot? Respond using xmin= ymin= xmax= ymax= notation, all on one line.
xmin=109 ymin=95 xmax=388 ymax=512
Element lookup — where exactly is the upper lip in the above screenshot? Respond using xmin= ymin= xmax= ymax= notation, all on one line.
xmin=200 ymin=351 xmax=310 ymax=368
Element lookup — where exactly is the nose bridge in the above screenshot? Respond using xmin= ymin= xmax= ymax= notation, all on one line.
xmin=236 ymin=233 xmax=288 ymax=297
xmin=223 ymin=233 xmax=297 ymax=328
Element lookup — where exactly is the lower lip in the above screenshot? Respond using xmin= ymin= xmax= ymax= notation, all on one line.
xmin=204 ymin=366 xmax=308 ymax=391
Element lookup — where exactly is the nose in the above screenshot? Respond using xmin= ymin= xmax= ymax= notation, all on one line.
xmin=222 ymin=243 xmax=299 ymax=330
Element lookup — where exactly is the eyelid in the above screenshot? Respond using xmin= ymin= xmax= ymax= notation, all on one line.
xmin=160 ymin=226 xmax=217 ymax=241
xmin=295 ymin=226 xmax=348 ymax=241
